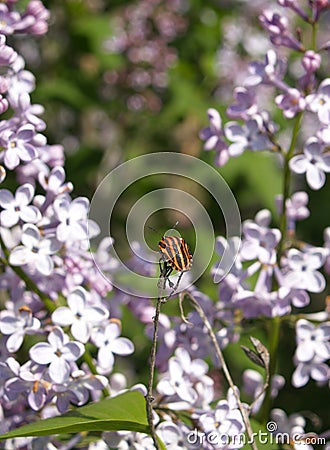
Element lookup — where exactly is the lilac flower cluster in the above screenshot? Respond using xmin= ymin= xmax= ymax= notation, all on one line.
xmin=102 ymin=0 xmax=188 ymax=112
xmin=0 ymin=3 xmax=136 ymax=446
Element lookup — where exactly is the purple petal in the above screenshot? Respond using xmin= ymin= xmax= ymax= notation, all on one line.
xmin=9 ymin=246 xmax=33 ymax=266
xmin=0 ymin=209 xmax=19 ymax=227
xmin=35 ymin=254 xmax=53 ymax=276
xmin=15 ymin=184 xmax=34 ymax=205
xmin=292 ymin=364 xmax=309 ymax=387
xmin=51 ymin=307 xmax=75 ymax=327
xmin=310 ymin=364 xmax=329 ymax=381
xmin=62 ymin=342 xmax=84 ymax=361
xmin=71 ymin=320 xmax=90 ymax=343
xmin=98 ymin=346 xmax=114 ymax=370
xmin=0 ymin=189 xmax=14 ymax=208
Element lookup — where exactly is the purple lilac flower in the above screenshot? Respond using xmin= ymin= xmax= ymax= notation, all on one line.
xmin=259 ymin=10 xmax=304 ymax=51
xmin=157 ymin=347 xmax=214 ymax=410
xmin=224 ymin=116 xmax=272 ymax=156
xmin=52 ymin=369 xmax=108 ymax=413
xmin=270 ymin=409 xmax=314 ymax=450
xmin=199 ymin=387 xmax=246 ymax=449
xmin=4 ymin=55 xmax=35 ymax=102
xmin=0 ymin=124 xmax=38 ymax=170
xmin=21 ymin=0 xmax=50 ymax=36
xmin=275 ymin=191 xmax=310 ymax=231
xmin=9 ymin=223 xmax=61 ymax=275
xmin=12 ymin=92 xmax=46 ymax=131
xmin=282 ymin=247 xmax=326 ymax=293
xmin=306 ymin=79 xmax=330 ymax=125
xmin=226 ymin=87 xmax=258 ymax=120
xmin=51 ymin=287 xmax=109 ymax=344
xmin=5 ymin=360 xmax=50 ymax=411
xmin=292 ymin=357 xmax=330 ymax=388
xmin=244 ymin=49 xmax=287 ymax=88
xmin=0 ymin=183 xmax=41 ymax=227
xmin=289 ymin=137 xmax=330 ymax=190
xmin=242 ymin=369 xmax=285 ymax=413
xmin=199 ymin=108 xmax=230 ymax=166
xmin=275 ymin=88 xmax=306 ymax=118
xmin=91 ymin=321 xmax=134 ymax=374
xmin=240 ymin=220 xmax=281 ymax=265
xmin=277 ymin=0 xmax=310 ymax=22
xmin=0 ymin=34 xmax=17 ymax=65
xmin=0 ymin=305 xmax=40 ymax=352
xmin=29 ymin=327 xmax=84 ymax=384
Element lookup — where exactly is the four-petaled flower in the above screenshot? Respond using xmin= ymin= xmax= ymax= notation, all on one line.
xmin=225 ymin=116 xmax=271 ymax=156
xmin=199 ymin=108 xmax=230 ymax=166
xmin=306 ymin=78 xmax=330 ymax=124
xmin=52 ymin=287 xmax=109 ymax=343
xmin=0 ymin=183 xmax=41 ymax=227
xmin=29 ymin=327 xmax=84 ymax=384
xmin=283 ymin=247 xmax=326 ymax=293
xmin=92 ymin=321 xmax=134 ymax=373
xmin=289 ymin=138 xmax=330 ymax=190
xmin=9 ymin=223 xmax=61 ymax=275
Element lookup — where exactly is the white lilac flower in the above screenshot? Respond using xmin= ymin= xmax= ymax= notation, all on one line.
xmin=53 ymin=196 xmax=99 ymax=243
xmin=283 ymin=247 xmax=326 ymax=293
xmin=9 ymin=223 xmax=61 ymax=275
xmin=0 ymin=305 xmax=40 ymax=352
xmin=51 ymin=287 xmax=109 ymax=344
xmin=306 ymin=78 xmax=330 ymax=124
xmin=289 ymin=137 xmax=330 ymax=190
xmin=0 ymin=183 xmax=41 ymax=227
xmin=294 ymin=319 xmax=330 ymax=363
xmin=292 ymin=358 xmax=330 ymax=388
xmin=29 ymin=327 xmax=84 ymax=384
xmin=91 ymin=321 xmax=134 ymax=373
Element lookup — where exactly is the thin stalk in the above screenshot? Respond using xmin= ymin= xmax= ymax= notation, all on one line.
xmin=145 ymin=295 xmax=162 ymax=450
xmin=183 ymin=291 xmax=258 ymax=450
xmin=259 ymin=316 xmax=281 ymax=424
xmin=278 ymin=112 xmax=303 ymax=260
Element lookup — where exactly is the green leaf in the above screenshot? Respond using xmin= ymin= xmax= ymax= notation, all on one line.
xmin=0 ymin=391 xmax=149 ymax=440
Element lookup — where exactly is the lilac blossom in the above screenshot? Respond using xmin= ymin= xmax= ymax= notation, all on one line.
xmin=0 ymin=183 xmax=41 ymax=227
xmin=0 ymin=305 xmax=40 ymax=352
xmin=242 ymin=369 xmax=285 ymax=413
xmin=51 ymin=287 xmax=109 ymax=343
xmin=275 ymin=191 xmax=310 ymax=231
xmin=29 ymin=327 xmax=84 ymax=384
xmin=306 ymin=79 xmax=330 ymax=124
xmin=244 ymin=49 xmax=287 ymax=87
xmin=91 ymin=321 xmax=134 ymax=373
xmin=270 ymin=409 xmax=314 ymax=450
xmin=224 ymin=116 xmax=272 ymax=156
xmin=259 ymin=10 xmax=304 ymax=51
xmin=53 ymin=196 xmax=99 ymax=244
xmin=240 ymin=220 xmax=281 ymax=264
xmin=294 ymin=319 xmax=330 ymax=363
xmin=5 ymin=361 xmax=50 ymax=411
xmin=157 ymin=347 xmax=214 ymax=409
xmin=289 ymin=137 xmax=330 ymax=190
xmin=199 ymin=108 xmax=230 ymax=166
xmin=9 ymin=223 xmax=61 ymax=275
xmin=0 ymin=34 xmax=17 ymax=65
xmin=282 ymin=247 xmax=326 ymax=293
xmin=199 ymin=388 xmax=246 ymax=449
xmin=292 ymin=357 xmax=330 ymax=388
xmin=226 ymin=87 xmax=258 ymax=120
xmin=0 ymin=124 xmax=38 ymax=170
xmin=275 ymin=88 xmax=306 ymax=118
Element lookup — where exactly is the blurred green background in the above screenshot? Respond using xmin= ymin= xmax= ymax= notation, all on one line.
xmin=16 ymin=0 xmax=330 ymax=432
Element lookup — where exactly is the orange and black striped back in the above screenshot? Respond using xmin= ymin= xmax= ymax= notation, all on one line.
xmin=158 ymin=236 xmax=192 ymax=272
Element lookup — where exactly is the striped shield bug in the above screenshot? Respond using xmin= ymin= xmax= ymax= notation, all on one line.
xmin=158 ymin=234 xmax=193 ymax=293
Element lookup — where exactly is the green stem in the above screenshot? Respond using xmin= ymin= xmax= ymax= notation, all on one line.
xmin=278 ymin=112 xmax=303 ymax=259
xmin=259 ymin=316 xmax=281 ymax=424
